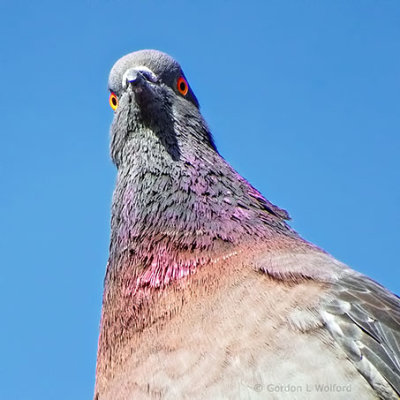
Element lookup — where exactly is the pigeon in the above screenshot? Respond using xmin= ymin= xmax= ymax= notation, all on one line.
xmin=94 ymin=49 xmax=400 ymax=400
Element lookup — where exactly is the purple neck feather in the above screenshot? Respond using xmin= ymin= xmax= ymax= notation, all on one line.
xmin=106 ymin=114 xmax=293 ymax=291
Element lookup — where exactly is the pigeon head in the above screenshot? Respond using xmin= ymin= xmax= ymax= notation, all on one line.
xmin=107 ymin=50 xmax=216 ymax=165
xmin=108 ymin=49 xmax=199 ymax=107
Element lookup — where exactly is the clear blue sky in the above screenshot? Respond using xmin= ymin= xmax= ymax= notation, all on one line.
xmin=1 ymin=1 xmax=399 ymax=399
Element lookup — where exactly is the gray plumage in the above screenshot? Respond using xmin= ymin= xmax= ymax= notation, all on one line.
xmin=95 ymin=49 xmax=400 ymax=399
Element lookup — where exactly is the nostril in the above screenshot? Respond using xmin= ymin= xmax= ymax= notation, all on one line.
xmin=126 ymin=70 xmax=140 ymax=84
xmin=122 ymin=67 xmax=158 ymax=89
xmin=122 ymin=69 xmax=141 ymax=89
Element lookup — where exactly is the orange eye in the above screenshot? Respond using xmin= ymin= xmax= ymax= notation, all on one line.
xmin=177 ymin=76 xmax=189 ymax=96
xmin=109 ymin=92 xmax=119 ymax=111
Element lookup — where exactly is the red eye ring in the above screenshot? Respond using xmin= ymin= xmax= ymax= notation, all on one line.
xmin=177 ymin=77 xmax=189 ymax=96
xmin=109 ymin=92 xmax=119 ymax=111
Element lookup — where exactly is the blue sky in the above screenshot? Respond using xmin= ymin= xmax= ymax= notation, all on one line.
xmin=1 ymin=1 xmax=399 ymax=399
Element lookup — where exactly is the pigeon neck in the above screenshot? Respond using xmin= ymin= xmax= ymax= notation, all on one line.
xmin=107 ymin=121 xmax=292 ymax=284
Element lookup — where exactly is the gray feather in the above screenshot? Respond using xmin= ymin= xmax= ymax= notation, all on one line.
xmin=322 ymin=272 xmax=400 ymax=398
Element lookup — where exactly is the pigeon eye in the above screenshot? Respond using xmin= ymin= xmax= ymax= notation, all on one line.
xmin=109 ymin=92 xmax=119 ymax=111
xmin=177 ymin=77 xmax=189 ymax=96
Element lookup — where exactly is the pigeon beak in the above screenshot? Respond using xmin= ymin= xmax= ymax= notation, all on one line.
xmin=122 ymin=67 xmax=158 ymax=90
xmin=125 ymin=69 xmax=141 ymax=85
xmin=122 ymin=69 xmax=143 ymax=90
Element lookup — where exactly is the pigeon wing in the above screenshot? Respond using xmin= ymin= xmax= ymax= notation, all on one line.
xmin=321 ymin=272 xmax=400 ymax=398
